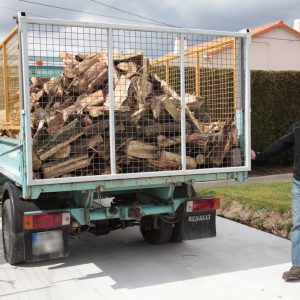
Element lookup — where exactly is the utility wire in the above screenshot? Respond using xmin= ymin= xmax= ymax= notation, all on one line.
xmin=18 ymin=0 xmax=167 ymax=26
xmin=88 ymin=0 xmax=177 ymax=27
xmin=0 ymin=4 xmax=45 ymax=18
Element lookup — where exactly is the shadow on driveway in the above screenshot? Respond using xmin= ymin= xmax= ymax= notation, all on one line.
xmin=0 ymin=216 xmax=290 ymax=294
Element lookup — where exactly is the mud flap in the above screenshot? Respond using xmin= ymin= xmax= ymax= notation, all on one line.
xmin=182 ymin=210 xmax=216 ymax=240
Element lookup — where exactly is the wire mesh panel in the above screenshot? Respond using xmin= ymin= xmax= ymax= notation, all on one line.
xmin=27 ymin=23 xmax=110 ymax=179
xmin=183 ymin=34 xmax=244 ymax=170
xmin=0 ymin=28 xmax=20 ymax=136
xmin=112 ymin=30 xmax=182 ymax=173
xmin=21 ymin=18 xmax=249 ymax=182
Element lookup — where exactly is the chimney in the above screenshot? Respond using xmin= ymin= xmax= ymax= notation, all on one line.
xmin=293 ymin=19 xmax=300 ymax=32
xmin=174 ymin=36 xmax=188 ymax=54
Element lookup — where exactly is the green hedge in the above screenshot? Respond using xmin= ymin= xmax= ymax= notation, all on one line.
xmin=251 ymin=70 xmax=300 ymax=165
xmin=150 ymin=66 xmax=300 ymax=166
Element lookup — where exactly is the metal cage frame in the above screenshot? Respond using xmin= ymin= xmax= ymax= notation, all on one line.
xmin=17 ymin=14 xmax=251 ymax=187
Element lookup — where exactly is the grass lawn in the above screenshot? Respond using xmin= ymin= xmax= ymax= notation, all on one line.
xmin=197 ymin=181 xmax=292 ymax=214
xmin=197 ymin=182 xmax=292 ymax=238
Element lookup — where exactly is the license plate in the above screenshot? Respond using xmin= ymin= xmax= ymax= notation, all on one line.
xmin=32 ymin=230 xmax=63 ymax=256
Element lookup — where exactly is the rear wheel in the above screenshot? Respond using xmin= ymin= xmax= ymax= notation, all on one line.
xmin=169 ymin=205 xmax=184 ymax=243
xmin=2 ymin=199 xmax=24 ymax=264
xmin=140 ymin=216 xmax=173 ymax=244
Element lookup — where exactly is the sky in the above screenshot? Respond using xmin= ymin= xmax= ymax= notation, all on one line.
xmin=1 ymin=0 xmax=300 ymax=40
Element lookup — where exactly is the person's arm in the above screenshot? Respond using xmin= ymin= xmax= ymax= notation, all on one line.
xmin=254 ymin=125 xmax=295 ymax=161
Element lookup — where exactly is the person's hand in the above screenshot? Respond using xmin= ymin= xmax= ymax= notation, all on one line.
xmin=251 ymin=150 xmax=256 ymax=160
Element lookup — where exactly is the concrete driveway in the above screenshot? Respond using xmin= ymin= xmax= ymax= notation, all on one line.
xmin=0 ymin=217 xmax=298 ymax=300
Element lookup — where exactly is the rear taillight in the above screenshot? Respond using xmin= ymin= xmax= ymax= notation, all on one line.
xmin=186 ymin=197 xmax=220 ymax=212
xmin=23 ymin=212 xmax=70 ymax=230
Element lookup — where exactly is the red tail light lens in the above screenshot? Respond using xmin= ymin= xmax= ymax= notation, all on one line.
xmin=186 ymin=197 xmax=220 ymax=212
xmin=23 ymin=212 xmax=70 ymax=230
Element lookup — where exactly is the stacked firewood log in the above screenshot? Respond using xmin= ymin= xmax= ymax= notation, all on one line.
xmin=2 ymin=50 xmax=241 ymax=178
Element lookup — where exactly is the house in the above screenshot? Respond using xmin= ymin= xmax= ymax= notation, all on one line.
xmin=251 ymin=20 xmax=300 ymax=70
xmin=151 ymin=19 xmax=300 ymax=71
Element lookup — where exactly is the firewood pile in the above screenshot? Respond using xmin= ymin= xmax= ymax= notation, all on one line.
xmin=3 ymin=50 xmax=240 ymax=178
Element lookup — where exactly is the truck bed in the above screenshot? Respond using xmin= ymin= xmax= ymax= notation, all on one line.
xmin=0 ymin=16 xmax=250 ymax=199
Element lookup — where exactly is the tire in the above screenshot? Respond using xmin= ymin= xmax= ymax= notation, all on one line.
xmin=2 ymin=199 xmax=24 ymax=264
xmin=169 ymin=205 xmax=184 ymax=243
xmin=140 ymin=216 xmax=173 ymax=244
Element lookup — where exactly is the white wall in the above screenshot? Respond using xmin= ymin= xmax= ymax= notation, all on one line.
xmin=251 ymin=27 xmax=300 ymax=70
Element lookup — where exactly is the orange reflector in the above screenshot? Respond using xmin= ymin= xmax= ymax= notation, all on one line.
xmin=35 ymin=60 xmax=43 ymax=66
xmin=213 ymin=198 xmax=221 ymax=210
xmin=23 ymin=215 xmax=33 ymax=230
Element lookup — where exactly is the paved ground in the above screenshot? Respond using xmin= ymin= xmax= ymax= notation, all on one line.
xmin=0 ymin=216 xmax=299 ymax=300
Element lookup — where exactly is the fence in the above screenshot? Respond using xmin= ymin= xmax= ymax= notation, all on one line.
xmin=0 ymin=26 xmax=20 ymax=130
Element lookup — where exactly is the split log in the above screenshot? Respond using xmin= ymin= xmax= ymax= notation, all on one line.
xmin=157 ymin=135 xmax=181 ymax=148
xmin=148 ymin=159 xmax=180 ymax=170
xmin=87 ymin=67 xmax=108 ymax=93
xmin=140 ymin=58 xmax=148 ymax=107
xmin=43 ymin=77 xmax=64 ymax=97
xmin=210 ymin=122 xmax=235 ymax=166
xmin=116 ymin=61 xmax=137 ymax=78
xmin=62 ymin=90 xmax=106 ymax=121
xmin=159 ymin=151 xmax=197 ymax=169
xmin=152 ymin=74 xmax=179 ymax=100
xmin=185 ymin=105 xmax=204 ymax=133
xmin=41 ymin=154 xmax=93 ymax=178
xmin=64 ymin=64 xmax=78 ymax=79
xmin=75 ymin=55 xmax=101 ymax=74
xmin=38 ymin=131 xmax=83 ymax=161
xmin=157 ymin=133 xmax=208 ymax=149
xmin=85 ymin=105 xmax=131 ymax=117
xmin=38 ymin=119 xmax=84 ymax=160
xmin=126 ymin=76 xmax=152 ymax=109
xmin=125 ymin=140 xmax=158 ymax=159
xmin=150 ymin=96 xmax=163 ymax=119
xmin=60 ymin=52 xmax=78 ymax=79
xmin=130 ymin=107 xmax=149 ymax=123
xmin=143 ymin=122 xmax=191 ymax=137
xmin=84 ymin=120 xmax=110 ymax=136
xmin=31 ymin=89 xmax=45 ymax=105
xmin=32 ymin=150 xmax=42 ymax=170
xmin=113 ymin=50 xmax=143 ymax=63
xmin=70 ymin=61 xmax=107 ymax=93
xmin=71 ymin=134 xmax=103 ymax=154
xmin=46 ymin=111 xmax=65 ymax=134
xmin=162 ymin=97 xmax=180 ymax=122
xmin=185 ymin=93 xmax=205 ymax=105
xmin=52 ymin=145 xmax=71 ymax=159
xmin=112 ymin=75 xmax=131 ymax=108
xmin=31 ymin=77 xmax=50 ymax=90
xmin=195 ymin=153 xmax=206 ymax=165
xmin=60 ymin=52 xmax=76 ymax=62
xmin=93 ymin=143 xmax=111 ymax=161
xmin=192 ymin=137 xmax=209 ymax=152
